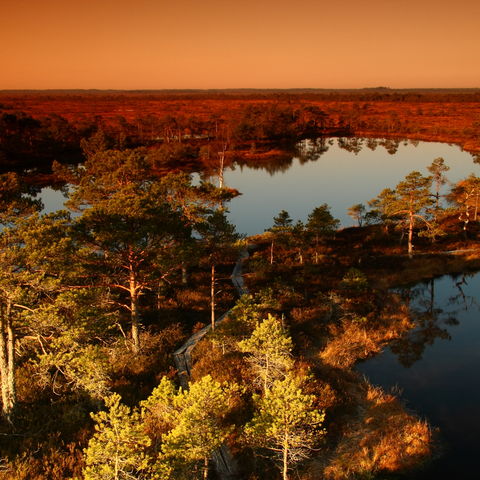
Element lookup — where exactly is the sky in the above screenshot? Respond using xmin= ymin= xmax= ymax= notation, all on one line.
xmin=1 ymin=0 xmax=479 ymax=90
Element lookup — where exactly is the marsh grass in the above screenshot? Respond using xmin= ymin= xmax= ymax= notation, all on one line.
xmin=315 ymin=382 xmax=432 ymax=480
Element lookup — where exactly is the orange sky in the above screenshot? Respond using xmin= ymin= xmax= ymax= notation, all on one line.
xmin=1 ymin=0 xmax=479 ymax=89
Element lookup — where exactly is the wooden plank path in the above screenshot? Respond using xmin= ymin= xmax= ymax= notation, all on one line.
xmin=173 ymin=248 xmax=250 ymax=479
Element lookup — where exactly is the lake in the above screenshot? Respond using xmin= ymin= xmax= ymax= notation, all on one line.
xmin=357 ymin=272 xmax=480 ymax=479
xmin=223 ymin=137 xmax=478 ymax=236
xmin=43 ymin=138 xmax=479 ymax=236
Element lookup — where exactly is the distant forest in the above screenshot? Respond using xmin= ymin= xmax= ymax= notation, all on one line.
xmin=1 ymin=89 xmax=479 ymax=173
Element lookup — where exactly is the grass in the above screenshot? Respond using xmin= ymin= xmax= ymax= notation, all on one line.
xmin=314 ymin=382 xmax=432 ymax=480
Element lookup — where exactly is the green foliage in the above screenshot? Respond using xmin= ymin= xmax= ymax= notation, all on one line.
xmin=196 ymin=209 xmax=241 ymax=264
xmin=395 ymin=171 xmax=433 ymax=215
xmin=306 ymin=203 xmax=339 ymax=237
xmin=427 ymin=157 xmax=449 ymax=211
xmin=238 ymin=314 xmax=293 ymax=392
xmin=447 ymin=174 xmax=480 ymax=232
xmin=270 ymin=210 xmax=293 ymax=233
xmin=83 ymin=393 xmax=152 ymax=480
xmin=245 ymin=373 xmax=326 ymax=479
xmin=369 ymin=171 xmax=434 ymax=254
xmin=65 ymin=149 xmax=214 ymax=351
xmin=340 ymin=268 xmax=369 ymax=291
xmin=142 ymin=375 xmax=236 ymax=479
xmin=0 ymin=172 xmax=42 ymax=224
xmin=367 ymin=188 xmax=398 ymax=225
xmin=37 ymin=343 xmax=111 ymax=400
xmin=347 ymin=203 xmax=366 ymax=227
xmin=229 ymin=294 xmax=264 ymax=328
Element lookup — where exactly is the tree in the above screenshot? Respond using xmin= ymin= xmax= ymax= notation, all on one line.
xmin=367 ymin=187 xmax=399 ymax=233
xmin=0 ymin=172 xmax=42 ymax=224
xmin=306 ymin=203 xmax=339 ymax=237
xmin=65 ymin=150 xmax=217 ymax=352
xmin=447 ymin=174 xmax=480 ymax=235
xmin=244 ymin=373 xmax=325 ymax=480
xmin=0 ymin=210 xmax=113 ymax=421
xmin=271 ymin=210 xmax=293 ymax=232
xmin=197 ymin=210 xmax=240 ymax=329
xmin=306 ymin=204 xmax=339 ymax=263
xmin=347 ymin=203 xmax=366 ymax=227
xmin=71 ymin=181 xmax=189 ymax=352
xmin=370 ymin=172 xmax=433 ymax=256
xmin=393 ymin=171 xmax=434 ymax=256
xmin=142 ymin=375 xmax=235 ymax=480
xmin=83 ymin=393 xmax=152 ymax=480
xmin=238 ymin=314 xmax=293 ymax=392
xmin=267 ymin=210 xmax=293 ymax=265
xmin=427 ymin=157 xmax=449 ymax=212
xmin=0 ymin=174 xmax=43 ymax=421
xmin=292 ymin=220 xmax=307 ymax=264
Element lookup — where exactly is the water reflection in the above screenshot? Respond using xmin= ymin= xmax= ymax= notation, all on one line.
xmin=358 ymin=271 xmax=480 ymax=479
xmin=30 ymin=138 xmax=480 ymax=236
xmin=223 ymin=138 xmax=478 ymax=235
xmin=390 ymin=280 xmax=454 ymax=367
xmin=388 ymin=273 xmax=480 ymax=367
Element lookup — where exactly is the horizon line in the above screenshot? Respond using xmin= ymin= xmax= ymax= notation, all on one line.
xmin=1 ymin=87 xmax=480 ymax=94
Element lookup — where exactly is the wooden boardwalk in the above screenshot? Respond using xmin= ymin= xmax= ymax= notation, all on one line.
xmin=173 ymin=248 xmax=250 ymax=479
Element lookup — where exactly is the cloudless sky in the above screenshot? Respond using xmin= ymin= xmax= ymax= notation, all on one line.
xmin=1 ymin=0 xmax=479 ymax=89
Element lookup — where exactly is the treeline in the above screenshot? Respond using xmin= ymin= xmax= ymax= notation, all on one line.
xmin=256 ymin=157 xmax=480 ymax=269
xmin=2 ymin=91 xmax=480 ymax=174
xmin=0 ymin=102 xmax=344 ymax=171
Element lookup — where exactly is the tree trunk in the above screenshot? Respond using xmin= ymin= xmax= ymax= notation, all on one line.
xmin=0 ymin=299 xmax=15 ymax=421
xmin=408 ymin=210 xmax=414 ymax=258
xmin=264 ymin=355 xmax=269 ymax=393
xmin=270 ymin=240 xmax=274 ymax=265
xmin=283 ymin=435 xmax=289 ymax=480
xmin=129 ymin=273 xmax=140 ymax=353
xmin=211 ymin=264 xmax=216 ymax=330
xmin=218 ymin=151 xmax=225 ymax=189
xmin=203 ymin=456 xmax=209 ymax=480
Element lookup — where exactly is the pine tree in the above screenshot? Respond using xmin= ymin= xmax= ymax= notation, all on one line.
xmin=238 ymin=314 xmax=293 ymax=392
xmin=142 ymin=375 xmax=235 ymax=480
xmin=347 ymin=203 xmax=366 ymax=227
xmin=306 ymin=204 xmax=339 ymax=263
xmin=245 ymin=373 xmax=325 ymax=480
xmin=427 ymin=157 xmax=449 ymax=212
xmin=369 ymin=172 xmax=434 ymax=256
xmin=83 ymin=393 xmax=152 ymax=480
xmin=267 ymin=210 xmax=294 ymax=264
xmin=447 ymin=174 xmax=480 ymax=235
xmin=196 ymin=210 xmax=240 ymax=329
xmin=394 ymin=171 xmax=434 ymax=257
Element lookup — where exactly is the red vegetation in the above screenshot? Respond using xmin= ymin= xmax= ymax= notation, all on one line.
xmin=1 ymin=90 xmax=480 ymax=155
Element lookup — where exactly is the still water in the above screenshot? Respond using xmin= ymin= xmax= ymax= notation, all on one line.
xmin=357 ymin=272 xmax=480 ymax=479
xmin=223 ymin=137 xmax=478 ymax=236
xmin=44 ymin=137 xmax=478 ymax=235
